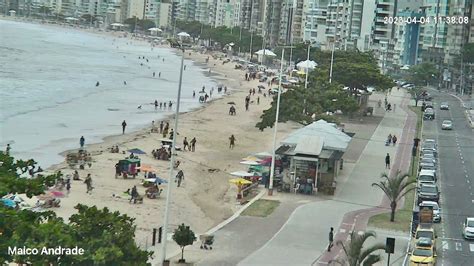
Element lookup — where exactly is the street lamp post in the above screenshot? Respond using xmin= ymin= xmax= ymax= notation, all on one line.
xmin=159 ymin=48 xmax=185 ymax=265
xmin=305 ymin=42 xmax=311 ymax=89
xmin=268 ymin=49 xmax=286 ymax=196
xmin=329 ymin=41 xmax=335 ymax=84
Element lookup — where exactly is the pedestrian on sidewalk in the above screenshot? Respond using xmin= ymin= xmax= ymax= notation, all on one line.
xmin=328 ymin=227 xmax=334 ymax=251
xmin=385 ymin=153 xmax=391 ymax=169
xmin=392 ymin=135 xmax=398 ymax=146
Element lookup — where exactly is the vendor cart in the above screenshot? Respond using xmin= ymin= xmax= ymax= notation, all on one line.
xmin=116 ymin=158 xmax=141 ymax=179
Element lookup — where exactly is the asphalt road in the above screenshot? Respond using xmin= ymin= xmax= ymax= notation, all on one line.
xmin=421 ymin=90 xmax=474 ymax=266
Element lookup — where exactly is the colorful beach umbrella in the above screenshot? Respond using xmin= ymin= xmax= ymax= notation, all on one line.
xmin=128 ymin=148 xmax=146 ymax=154
xmin=240 ymin=160 xmax=261 ymax=166
xmin=0 ymin=198 xmax=16 ymax=208
xmin=229 ymin=178 xmax=252 ymax=185
xmin=49 ymin=191 xmax=65 ymax=198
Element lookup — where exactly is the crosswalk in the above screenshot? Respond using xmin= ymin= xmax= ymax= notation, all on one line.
xmin=441 ymin=240 xmax=474 ymax=253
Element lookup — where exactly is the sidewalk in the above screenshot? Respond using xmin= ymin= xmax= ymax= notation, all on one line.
xmin=239 ymin=89 xmax=413 ymax=266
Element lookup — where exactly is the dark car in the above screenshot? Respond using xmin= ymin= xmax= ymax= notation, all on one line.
xmin=417 ymin=184 xmax=440 ymax=204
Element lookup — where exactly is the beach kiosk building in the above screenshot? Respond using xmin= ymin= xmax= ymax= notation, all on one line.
xmin=276 ymin=120 xmax=352 ymax=195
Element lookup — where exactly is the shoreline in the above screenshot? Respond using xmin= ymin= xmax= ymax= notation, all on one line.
xmin=15 ymin=18 xmax=303 ymax=250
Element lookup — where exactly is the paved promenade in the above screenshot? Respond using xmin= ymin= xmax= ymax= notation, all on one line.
xmin=240 ymin=88 xmax=414 ymax=266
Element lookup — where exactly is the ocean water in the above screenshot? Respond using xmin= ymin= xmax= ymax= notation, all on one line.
xmin=0 ymin=20 xmax=217 ymax=167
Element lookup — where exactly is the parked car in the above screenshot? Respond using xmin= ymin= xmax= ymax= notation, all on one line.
xmin=442 ymin=120 xmax=453 ymax=130
xmin=417 ymin=184 xmax=440 ymax=204
xmin=419 ymin=158 xmax=436 ymax=171
xmin=420 ymin=201 xmax=441 ymax=222
xmin=409 ymin=237 xmax=437 ymax=266
xmin=463 ymin=217 xmax=474 ymax=240
xmin=418 ymin=172 xmax=436 ymax=188
xmin=422 ymin=153 xmax=437 ymax=164
xmin=440 ymin=102 xmax=449 ymax=110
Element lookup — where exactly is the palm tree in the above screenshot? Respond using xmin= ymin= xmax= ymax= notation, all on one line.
xmin=330 ymin=231 xmax=386 ymax=266
xmin=372 ymin=171 xmax=416 ymax=222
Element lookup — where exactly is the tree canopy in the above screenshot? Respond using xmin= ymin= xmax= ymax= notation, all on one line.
xmin=124 ymin=17 xmax=156 ymax=32
xmin=173 ymin=223 xmax=196 ymax=262
xmin=256 ymin=49 xmax=393 ymax=130
xmin=0 ymin=152 xmax=152 ymax=265
xmin=174 ymin=20 xmax=263 ymax=54
xmin=462 ymin=43 xmax=474 ymax=64
xmin=405 ymin=62 xmax=439 ymax=86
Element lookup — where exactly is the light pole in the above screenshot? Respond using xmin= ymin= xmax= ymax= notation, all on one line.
xmin=268 ymin=48 xmax=286 ymax=196
xmin=159 ymin=47 xmax=185 ymax=265
xmin=329 ymin=41 xmax=335 ymax=84
xmin=304 ymin=42 xmax=311 ymax=89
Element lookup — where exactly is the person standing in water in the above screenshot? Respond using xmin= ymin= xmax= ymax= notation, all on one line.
xmin=122 ymin=120 xmax=127 ymax=134
xmin=153 ymin=72 xmax=156 ymax=77
xmin=154 ymin=100 xmax=158 ymax=110
xmin=96 ymin=81 xmax=100 ymax=87
xmin=80 ymin=136 xmax=85 ymax=148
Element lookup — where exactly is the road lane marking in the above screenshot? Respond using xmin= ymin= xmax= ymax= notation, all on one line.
xmin=442 ymin=241 xmax=449 ymax=251
xmin=456 ymin=242 xmax=462 ymax=251
xmin=470 ymin=244 xmax=474 ymax=252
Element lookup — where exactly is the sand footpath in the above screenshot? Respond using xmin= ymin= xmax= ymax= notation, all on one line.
xmin=48 ymin=46 xmax=301 ymax=249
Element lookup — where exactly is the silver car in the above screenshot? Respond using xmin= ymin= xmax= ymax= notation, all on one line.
xmin=440 ymin=102 xmax=449 ymax=110
xmin=442 ymin=120 xmax=453 ymax=130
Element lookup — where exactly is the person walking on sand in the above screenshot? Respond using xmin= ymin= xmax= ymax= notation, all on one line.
xmin=328 ymin=227 xmax=334 ymax=251
xmin=80 ymin=136 xmax=85 ymax=148
xmin=130 ymin=185 xmax=138 ymax=203
xmin=229 ymin=135 xmax=236 ymax=149
xmin=183 ymin=137 xmax=189 ymax=151
xmin=176 ymin=170 xmax=184 ymax=187
xmin=190 ymin=137 xmax=196 ymax=152
xmin=257 ymin=96 xmax=260 ymax=105
xmin=66 ymin=179 xmax=71 ymax=195
xmin=121 ymin=120 xmax=127 ymax=134
xmin=159 ymin=121 xmax=164 ymax=133
xmin=385 ymin=153 xmax=391 ymax=169
xmin=84 ymin=174 xmax=93 ymax=194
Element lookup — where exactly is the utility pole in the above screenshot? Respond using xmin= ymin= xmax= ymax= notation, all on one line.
xmin=248 ymin=0 xmax=254 ymax=61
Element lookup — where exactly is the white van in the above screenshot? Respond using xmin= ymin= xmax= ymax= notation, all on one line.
xmin=418 ymin=169 xmax=437 ymax=187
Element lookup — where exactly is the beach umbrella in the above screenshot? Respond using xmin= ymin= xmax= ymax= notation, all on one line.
xmin=254 ymin=151 xmax=272 ymax=158
xmin=240 ymin=160 xmax=261 ymax=166
xmin=254 ymin=49 xmax=276 ymax=57
xmin=241 ymin=156 xmax=262 ymax=162
xmin=4 ymin=195 xmax=24 ymax=203
xmin=37 ymin=194 xmax=53 ymax=200
xmin=0 ymin=198 xmax=16 ymax=208
xmin=227 ymin=101 xmax=236 ymax=105
xmin=127 ymin=148 xmax=146 ymax=154
xmin=229 ymin=178 xmax=252 ymax=185
xmin=230 ymin=171 xmax=254 ymax=177
xmin=49 ymin=191 xmax=65 ymax=198
xmin=138 ymin=164 xmax=155 ymax=172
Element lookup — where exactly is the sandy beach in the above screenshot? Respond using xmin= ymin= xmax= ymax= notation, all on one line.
xmin=44 ymin=41 xmax=301 ymax=251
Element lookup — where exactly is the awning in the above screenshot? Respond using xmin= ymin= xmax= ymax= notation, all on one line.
xmin=293 ymin=156 xmax=319 ymax=162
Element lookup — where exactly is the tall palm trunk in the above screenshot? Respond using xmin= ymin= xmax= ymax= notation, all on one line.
xmin=390 ymin=201 xmax=397 ymax=222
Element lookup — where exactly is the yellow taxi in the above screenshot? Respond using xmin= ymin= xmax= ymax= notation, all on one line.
xmin=409 ymin=237 xmax=437 ymax=266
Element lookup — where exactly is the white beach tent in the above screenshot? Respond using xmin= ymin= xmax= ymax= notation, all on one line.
xmin=296 ymin=60 xmax=318 ymax=70
xmin=254 ymin=49 xmax=277 ymax=57
xmin=177 ymin=32 xmax=191 ymax=37
xmin=148 ymin=27 xmax=163 ymax=32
